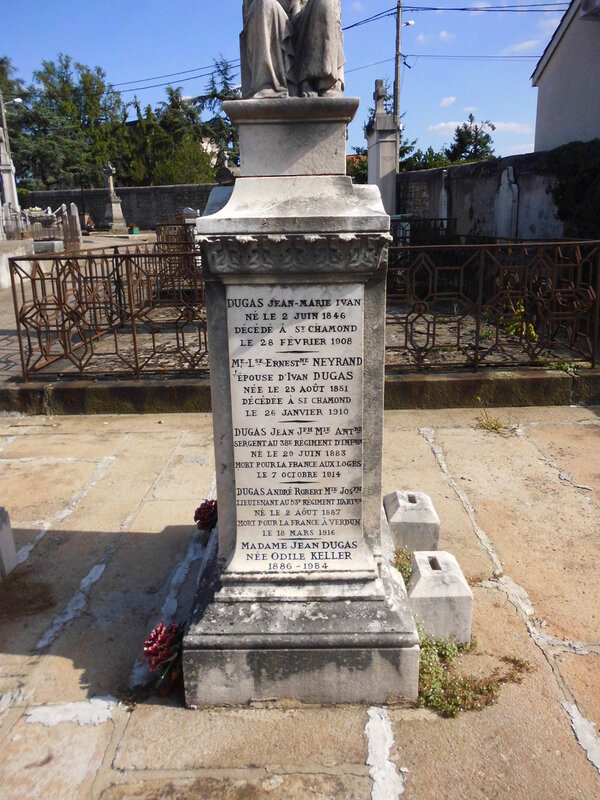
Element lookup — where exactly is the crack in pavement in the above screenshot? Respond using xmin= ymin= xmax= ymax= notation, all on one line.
xmin=419 ymin=424 xmax=600 ymax=776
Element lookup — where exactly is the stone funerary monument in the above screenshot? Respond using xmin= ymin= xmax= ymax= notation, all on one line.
xmin=183 ymin=0 xmax=421 ymax=703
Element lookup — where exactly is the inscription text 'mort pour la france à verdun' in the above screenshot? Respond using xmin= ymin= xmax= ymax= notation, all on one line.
xmin=226 ymin=283 xmax=369 ymax=574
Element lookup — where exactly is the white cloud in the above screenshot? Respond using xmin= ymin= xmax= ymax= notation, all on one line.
xmin=428 ymin=121 xmax=461 ymax=136
xmin=506 ymin=143 xmax=534 ymax=154
xmin=464 ymin=106 xmax=477 ymax=113
xmin=470 ymin=2 xmax=491 ymax=13
xmin=351 ymin=1 xmax=363 ymax=10
xmin=501 ymin=39 xmax=541 ymax=55
xmin=538 ymin=16 xmax=561 ymax=34
xmin=416 ymin=33 xmax=432 ymax=44
xmin=428 ymin=120 xmax=533 ymax=136
xmin=493 ymin=122 xmax=533 ymax=135
xmin=439 ymin=30 xmax=455 ymax=42
xmin=440 ymin=96 xmax=456 ymax=108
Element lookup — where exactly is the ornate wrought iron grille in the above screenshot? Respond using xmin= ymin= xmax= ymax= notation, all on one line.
xmin=10 ymin=246 xmax=207 ymax=380
xmin=9 ymin=240 xmax=599 ymax=380
xmin=386 ymin=241 xmax=600 ymax=371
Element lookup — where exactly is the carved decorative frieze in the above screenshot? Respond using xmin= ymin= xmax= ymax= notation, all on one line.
xmin=197 ymin=232 xmax=392 ymax=276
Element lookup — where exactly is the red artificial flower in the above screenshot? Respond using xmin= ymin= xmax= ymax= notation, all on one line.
xmin=194 ymin=498 xmax=218 ymax=530
xmin=143 ymin=621 xmax=180 ymax=672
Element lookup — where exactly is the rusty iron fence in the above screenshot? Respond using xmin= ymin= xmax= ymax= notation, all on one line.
xmin=9 ymin=240 xmax=600 ymax=381
xmin=10 ymin=245 xmax=207 ymax=380
xmin=386 ymin=241 xmax=600 ymax=371
xmin=390 ymin=216 xmax=458 ymax=248
xmin=155 ymin=222 xmax=197 ymax=252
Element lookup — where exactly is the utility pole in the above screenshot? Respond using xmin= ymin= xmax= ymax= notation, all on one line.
xmin=393 ymin=1 xmax=402 ymax=133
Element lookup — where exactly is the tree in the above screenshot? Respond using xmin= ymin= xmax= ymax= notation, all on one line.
xmin=444 ymin=114 xmax=495 ymax=163
xmin=195 ymin=58 xmax=241 ymax=165
xmin=13 ymin=54 xmax=127 ymax=189
xmin=0 ymin=56 xmax=25 ymax=99
xmin=152 ymin=132 xmax=214 ymax=185
xmin=401 ymin=146 xmax=449 ymax=172
xmin=347 ymin=146 xmax=367 ymax=184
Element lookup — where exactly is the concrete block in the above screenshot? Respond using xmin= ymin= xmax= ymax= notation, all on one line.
xmin=0 ymin=239 xmax=34 ymax=289
xmin=383 ymin=490 xmax=440 ymax=552
xmin=407 ymin=551 xmax=473 ymax=644
xmin=0 ymin=507 xmax=17 ymax=579
xmin=33 ymin=240 xmax=64 ymax=254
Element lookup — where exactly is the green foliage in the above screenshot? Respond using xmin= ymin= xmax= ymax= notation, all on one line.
xmin=194 ymin=57 xmax=241 ymax=166
xmin=9 ymin=53 xmax=126 ymax=189
xmin=152 ymin=132 xmax=214 ymax=185
xmin=547 ymin=139 xmax=600 ymax=238
xmin=417 ymin=628 xmax=532 ymax=718
xmin=401 ymin=145 xmax=450 ymax=172
xmin=546 ymin=360 xmax=578 ymax=376
xmin=347 ymin=146 xmax=367 ymax=184
xmin=393 ymin=547 xmax=412 ymax=583
xmin=0 ymin=56 xmax=25 ymax=99
xmin=3 ymin=52 xmax=237 ymax=190
xmin=445 ymin=114 xmax=495 ymax=164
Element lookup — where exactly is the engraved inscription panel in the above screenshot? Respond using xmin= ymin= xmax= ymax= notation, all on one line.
xmin=227 ymin=283 xmax=370 ymax=575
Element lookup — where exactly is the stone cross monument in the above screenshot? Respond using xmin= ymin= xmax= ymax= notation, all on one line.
xmin=183 ymin=0 xmax=419 ymax=705
xmin=103 ymin=162 xmax=128 ymax=234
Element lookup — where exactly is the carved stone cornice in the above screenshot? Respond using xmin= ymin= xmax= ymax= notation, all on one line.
xmin=197 ymin=232 xmax=391 ymax=277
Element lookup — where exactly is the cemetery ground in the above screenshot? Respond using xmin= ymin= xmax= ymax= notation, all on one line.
xmin=0 ymin=406 xmax=599 ymax=799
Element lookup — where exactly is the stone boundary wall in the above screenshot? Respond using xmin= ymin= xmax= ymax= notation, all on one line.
xmin=396 ymin=152 xmax=564 ymax=240
xmin=23 ymin=184 xmax=215 ymax=230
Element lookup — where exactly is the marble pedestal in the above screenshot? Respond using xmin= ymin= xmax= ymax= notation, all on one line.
xmin=183 ymin=97 xmax=419 ymax=705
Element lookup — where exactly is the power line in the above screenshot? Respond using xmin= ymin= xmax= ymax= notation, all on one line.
xmin=117 ymin=68 xmax=240 ymax=95
xmin=343 ymin=2 xmax=568 ymax=29
xmin=112 ymin=61 xmax=240 ymax=88
xmin=346 ymin=50 xmax=540 ymax=74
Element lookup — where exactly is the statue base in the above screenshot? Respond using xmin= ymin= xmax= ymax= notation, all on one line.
xmin=223 ymin=96 xmax=359 ymax=177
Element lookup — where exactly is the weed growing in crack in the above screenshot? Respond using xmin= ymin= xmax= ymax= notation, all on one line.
xmin=475 ymin=408 xmax=505 ymax=434
xmin=394 ymin=547 xmax=412 ymax=583
xmin=417 ymin=626 xmax=534 ymax=718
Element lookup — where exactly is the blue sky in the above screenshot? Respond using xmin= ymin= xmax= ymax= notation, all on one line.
xmin=2 ymin=1 xmax=568 ymax=157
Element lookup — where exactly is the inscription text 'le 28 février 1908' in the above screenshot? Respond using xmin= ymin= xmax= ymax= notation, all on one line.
xmin=226 ymin=282 xmax=368 ymax=575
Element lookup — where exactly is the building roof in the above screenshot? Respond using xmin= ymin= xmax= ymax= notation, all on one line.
xmin=532 ymin=0 xmax=600 ymax=85
xmin=531 ymin=0 xmax=580 ymax=86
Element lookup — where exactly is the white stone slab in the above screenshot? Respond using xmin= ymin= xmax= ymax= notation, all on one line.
xmin=407 ymin=551 xmax=473 ymax=644
xmin=225 ymin=282 xmax=374 ymax=579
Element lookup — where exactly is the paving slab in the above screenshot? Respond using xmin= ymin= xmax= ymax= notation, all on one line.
xmin=0 ymin=715 xmax=115 ymax=800
xmin=98 ymin=773 xmax=372 ymax=800
xmin=436 ymin=425 xmax=600 ymax=642
xmin=113 ymin=705 xmax=368 ymax=771
xmin=558 ymin=654 xmax=600 ymax=727
xmin=382 ymin=427 xmax=494 ymax=582
xmin=388 ymin=587 xmax=600 ymax=800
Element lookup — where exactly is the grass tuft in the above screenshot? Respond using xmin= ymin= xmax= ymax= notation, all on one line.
xmin=394 ymin=547 xmax=412 ymax=583
xmin=417 ymin=626 xmax=533 ymax=718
